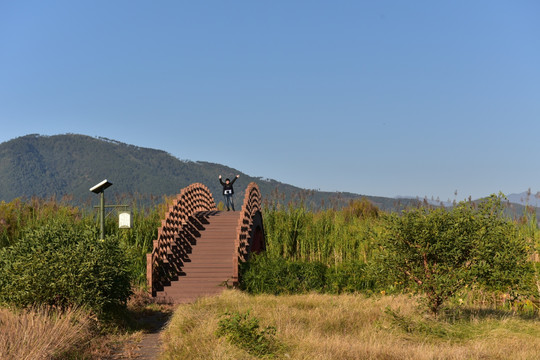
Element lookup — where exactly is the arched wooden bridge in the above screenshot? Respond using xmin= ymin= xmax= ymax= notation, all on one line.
xmin=146 ymin=182 xmax=265 ymax=303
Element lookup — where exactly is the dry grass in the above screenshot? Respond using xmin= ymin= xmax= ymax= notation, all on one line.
xmin=0 ymin=306 xmax=95 ymax=359
xmin=0 ymin=301 xmax=161 ymax=360
xmin=161 ymin=290 xmax=540 ymax=360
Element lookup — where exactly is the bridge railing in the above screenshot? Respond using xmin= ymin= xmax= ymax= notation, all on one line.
xmin=146 ymin=183 xmax=216 ymax=295
xmin=233 ymin=182 xmax=264 ymax=283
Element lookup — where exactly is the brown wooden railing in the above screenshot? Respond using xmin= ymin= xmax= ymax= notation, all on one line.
xmin=147 ymin=182 xmax=265 ymax=297
xmin=233 ymin=182 xmax=264 ymax=283
xmin=146 ymin=183 xmax=216 ymax=295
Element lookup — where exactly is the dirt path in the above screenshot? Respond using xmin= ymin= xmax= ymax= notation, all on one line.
xmin=135 ymin=332 xmax=162 ymax=359
xmin=131 ymin=308 xmax=172 ymax=360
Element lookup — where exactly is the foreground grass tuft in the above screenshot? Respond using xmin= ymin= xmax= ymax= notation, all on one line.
xmin=216 ymin=310 xmax=281 ymax=358
xmin=0 ymin=306 xmax=95 ymax=359
xmin=161 ymin=290 xmax=540 ymax=360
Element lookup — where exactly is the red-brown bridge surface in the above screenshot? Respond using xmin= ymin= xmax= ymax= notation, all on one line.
xmin=146 ymin=182 xmax=265 ymax=303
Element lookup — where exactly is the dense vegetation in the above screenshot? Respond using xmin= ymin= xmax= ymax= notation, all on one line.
xmin=1 ymin=190 xmax=539 ymax=358
xmin=1 ymin=192 xmax=538 ymax=316
xmin=0 ymin=195 xmax=166 ymax=315
xmin=242 ymin=195 xmax=540 ymax=315
xmin=0 ymin=134 xmax=419 ymax=210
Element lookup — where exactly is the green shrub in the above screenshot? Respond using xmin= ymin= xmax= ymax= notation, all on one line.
xmin=216 ymin=310 xmax=279 ymax=357
xmin=240 ymin=254 xmax=376 ymax=294
xmin=381 ymin=194 xmax=533 ymax=315
xmin=326 ymin=261 xmax=376 ymax=293
xmin=0 ymin=218 xmax=132 ymax=314
xmin=240 ymin=255 xmax=285 ymax=294
xmin=240 ymin=255 xmax=326 ymax=294
xmin=343 ymin=197 xmax=380 ymax=221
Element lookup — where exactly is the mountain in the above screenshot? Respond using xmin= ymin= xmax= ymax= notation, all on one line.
xmin=506 ymin=191 xmax=540 ymax=208
xmin=0 ymin=134 xmax=419 ymax=211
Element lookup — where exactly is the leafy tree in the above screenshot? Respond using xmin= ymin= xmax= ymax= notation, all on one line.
xmin=381 ymin=194 xmax=532 ymax=315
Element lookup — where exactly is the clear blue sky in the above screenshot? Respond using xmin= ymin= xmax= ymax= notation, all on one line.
xmin=1 ymin=1 xmax=539 ymax=201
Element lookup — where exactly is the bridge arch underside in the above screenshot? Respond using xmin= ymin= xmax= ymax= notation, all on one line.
xmin=147 ymin=182 xmax=265 ymax=302
xmin=249 ymin=211 xmax=265 ymax=255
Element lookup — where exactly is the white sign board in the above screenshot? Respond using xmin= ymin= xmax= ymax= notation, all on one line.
xmin=119 ymin=211 xmax=132 ymax=229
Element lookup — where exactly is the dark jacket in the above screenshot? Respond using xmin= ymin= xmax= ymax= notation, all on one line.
xmin=219 ymin=177 xmax=237 ymax=195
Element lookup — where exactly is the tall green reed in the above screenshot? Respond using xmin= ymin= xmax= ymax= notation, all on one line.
xmin=0 ymin=197 xmax=85 ymax=248
xmin=263 ymin=198 xmax=384 ymax=266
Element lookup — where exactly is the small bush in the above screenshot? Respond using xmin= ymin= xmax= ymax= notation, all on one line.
xmin=0 ymin=218 xmax=132 ymax=314
xmin=326 ymin=262 xmax=376 ymax=293
xmin=240 ymin=254 xmax=376 ymax=295
xmin=343 ymin=197 xmax=379 ymax=221
xmin=216 ymin=310 xmax=279 ymax=357
xmin=240 ymin=255 xmax=325 ymax=294
xmin=287 ymin=260 xmax=327 ymax=293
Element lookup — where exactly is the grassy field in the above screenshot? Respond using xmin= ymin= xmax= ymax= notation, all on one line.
xmin=161 ymin=290 xmax=540 ymax=360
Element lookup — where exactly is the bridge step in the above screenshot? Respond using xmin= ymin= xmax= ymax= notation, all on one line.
xmin=155 ymin=211 xmax=240 ymax=304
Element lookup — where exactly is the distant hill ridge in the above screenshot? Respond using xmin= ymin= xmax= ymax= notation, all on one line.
xmin=0 ymin=134 xmax=419 ymax=211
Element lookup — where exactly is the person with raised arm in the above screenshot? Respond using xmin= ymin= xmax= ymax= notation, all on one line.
xmin=219 ymin=174 xmax=240 ymax=211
